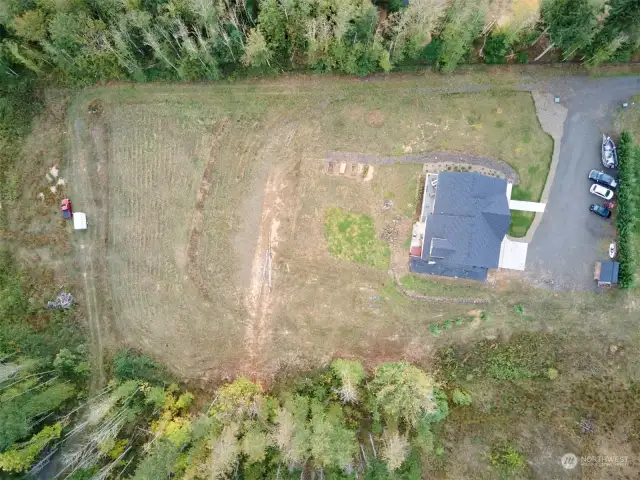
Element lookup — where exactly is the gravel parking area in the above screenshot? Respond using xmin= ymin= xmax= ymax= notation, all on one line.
xmin=523 ymin=76 xmax=640 ymax=291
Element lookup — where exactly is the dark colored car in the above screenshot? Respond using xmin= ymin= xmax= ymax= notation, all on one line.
xmin=61 ymin=199 xmax=73 ymax=219
xmin=589 ymin=169 xmax=618 ymax=189
xmin=590 ymin=203 xmax=611 ymax=218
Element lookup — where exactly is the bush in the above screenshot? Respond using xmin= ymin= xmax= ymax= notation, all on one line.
xmin=516 ymin=51 xmax=529 ymax=64
xmin=451 ymin=388 xmax=472 ymax=406
xmin=484 ymin=33 xmax=510 ymax=64
xmin=490 ymin=442 xmax=526 ymax=472
xmin=113 ymin=350 xmax=167 ymax=383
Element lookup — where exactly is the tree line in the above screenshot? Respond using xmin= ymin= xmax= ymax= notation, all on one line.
xmin=0 ymin=0 xmax=638 ymax=84
xmin=1 ymin=345 xmax=472 ymax=478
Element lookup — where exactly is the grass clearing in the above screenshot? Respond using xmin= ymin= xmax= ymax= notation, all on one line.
xmin=60 ymin=79 xmax=552 ymax=378
xmin=400 ymin=274 xmax=491 ymax=299
xmin=508 ymin=210 xmax=536 ymax=237
xmin=324 ymin=208 xmax=390 ymax=269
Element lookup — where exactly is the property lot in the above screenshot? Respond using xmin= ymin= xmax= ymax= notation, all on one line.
xmin=66 ymin=80 xmax=551 ymax=378
xmin=524 ymin=78 xmax=640 ymax=290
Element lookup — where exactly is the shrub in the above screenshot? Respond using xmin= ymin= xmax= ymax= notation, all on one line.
xmin=484 ymin=33 xmax=510 ymax=64
xmin=451 ymin=388 xmax=472 ymax=406
xmin=113 ymin=350 xmax=166 ymax=383
xmin=490 ymin=442 xmax=526 ymax=472
xmin=516 ymin=51 xmax=529 ymax=64
xmin=429 ymin=324 xmax=440 ymax=336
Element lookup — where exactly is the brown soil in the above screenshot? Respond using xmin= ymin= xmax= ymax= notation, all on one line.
xmin=366 ymin=109 xmax=385 ymax=127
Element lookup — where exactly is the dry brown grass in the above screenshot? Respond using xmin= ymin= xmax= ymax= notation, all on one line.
xmin=60 ymin=79 xmax=580 ymax=385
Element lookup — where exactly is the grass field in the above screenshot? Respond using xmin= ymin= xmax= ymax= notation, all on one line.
xmin=62 ymin=79 xmax=554 ymax=379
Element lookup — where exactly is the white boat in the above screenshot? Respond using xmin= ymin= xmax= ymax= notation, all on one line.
xmin=609 ymin=242 xmax=616 ymax=259
xmin=602 ymin=135 xmax=618 ymax=169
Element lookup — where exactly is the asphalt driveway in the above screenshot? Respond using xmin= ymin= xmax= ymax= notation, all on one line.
xmin=523 ymin=76 xmax=640 ymax=291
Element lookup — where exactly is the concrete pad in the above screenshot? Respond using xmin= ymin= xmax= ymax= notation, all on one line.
xmin=499 ymin=237 xmax=528 ymax=271
xmin=509 ymin=200 xmax=546 ymax=212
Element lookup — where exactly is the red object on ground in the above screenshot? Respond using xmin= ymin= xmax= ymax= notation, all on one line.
xmin=603 ymin=200 xmax=616 ymax=209
xmin=61 ymin=199 xmax=73 ymax=219
xmin=410 ymin=245 xmax=422 ymax=257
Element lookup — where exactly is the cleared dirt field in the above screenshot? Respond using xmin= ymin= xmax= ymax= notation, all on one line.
xmin=66 ymin=78 xmax=554 ymax=380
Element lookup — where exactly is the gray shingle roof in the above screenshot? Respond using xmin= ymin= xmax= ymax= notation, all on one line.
xmin=420 ymin=172 xmax=510 ymax=270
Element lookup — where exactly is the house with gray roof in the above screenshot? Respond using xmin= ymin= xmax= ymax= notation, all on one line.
xmin=409 ymin=172 xmax=511 ymax=281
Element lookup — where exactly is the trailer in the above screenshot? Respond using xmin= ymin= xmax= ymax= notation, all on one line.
xmin=73 ymin=212 xmax=87 ymax=230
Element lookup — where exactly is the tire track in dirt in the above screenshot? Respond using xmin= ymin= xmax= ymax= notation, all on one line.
xmin=186 ymin=122 xmax=229 ymax=303
xmin=70 ymin=112 xmax=107 ymax=392
xmin=242 ymin=128 xmax=304 ymax=376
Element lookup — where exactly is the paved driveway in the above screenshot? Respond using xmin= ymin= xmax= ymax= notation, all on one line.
xmin=523 ymin=77 xmax=640 ymax=291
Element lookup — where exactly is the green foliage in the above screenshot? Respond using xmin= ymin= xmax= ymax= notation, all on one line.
xmin=429 ymin=324 xmax=440 ymax=336
xmin=490 ymin=442 xmax=526 ymax=472
xmin=451 ymin=388 xmax=472 ymax=406
xmin=438 ymin=332 xmax=561 ymax=383
xmin=54 ymin=347 xmax=90 ymax=379
xmin=516 ymin=51 xmax=529 ymax=64
xmin=132 ymin=439 xmax=181 ymax=480
xmin=586 ymin=0 xmax=640 ymax=65
xmin=324 ymin=208 xmax=390 ymax=269
xmin=331 ymin=359 xmax=366 ymax=403
xmin=616 ymin=132 xmax=638 ymax=288
xmin=309 ymin=400 xmax=357 ymax=468
xmin=368 ymin=362 xmax=439 ymax=427
xmin=437 ymin=0 xmax=487 ymax=72
xmin=542 ymin=0 xmax=602 ymax=59
xmin=484 ymin=33 xmax=510 ymax=64
xmin=0 ymin=423 xmax=62 ymax=473
xmin=210 ymin=377 xmax=269 ymax=423
xmin=113 ymin=349 xmax=167 ymax=383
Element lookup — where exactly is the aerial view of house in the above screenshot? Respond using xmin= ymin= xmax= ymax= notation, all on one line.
xmin=410 ymin=172 xmax=514 ymax=280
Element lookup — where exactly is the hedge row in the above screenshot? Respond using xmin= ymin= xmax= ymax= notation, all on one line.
xmin=616 ymin=131 xmax=638 ymax=288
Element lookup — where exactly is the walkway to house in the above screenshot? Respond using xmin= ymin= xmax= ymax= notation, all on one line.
xmin=508 ymin=200 xmax=546 ymax=212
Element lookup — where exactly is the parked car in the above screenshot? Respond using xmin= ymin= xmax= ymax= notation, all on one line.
xmin=589 ymin=184 xmax=614 ymax=200
xmin=589 ymin=169 xmax=618 ymax=189
xmin=590 ymin=204 xmax=611 ymax=218
xmin=61 ymin=198 xmax=73 ymax=219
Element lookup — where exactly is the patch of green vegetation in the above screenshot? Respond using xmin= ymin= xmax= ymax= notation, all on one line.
xmin=438 ymin=332 xmax=560 ymax=382
xmin=508 ymin=210 xmax=535 ymax=237
xmin=112 ymin=349 xmax=170 ymax=384
xmin=490 ymin=442 xmax=526 ymax=473
xmin=324 ymin=208 xmax=390 ymax=269
xmin=451 ymin=388 xmax=473 ymax=406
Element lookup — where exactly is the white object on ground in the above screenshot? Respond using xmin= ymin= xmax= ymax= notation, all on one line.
xmin=499 ymin=237 xmax=528 ymax=271
xmin=49 ymin=165 xmax=59 ymax=179
xmin=508 ymin=200 xmax=546 ymax=212
xmin=73 ymin=212 xmax=87 ymax=230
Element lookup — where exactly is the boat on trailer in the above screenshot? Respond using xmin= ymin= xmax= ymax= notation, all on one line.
xmin=602 ymin=135 xmax=618 ymax=169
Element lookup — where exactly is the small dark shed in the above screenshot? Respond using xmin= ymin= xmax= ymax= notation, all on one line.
xmin=594 ymin=261 xmax=620 ymax=286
